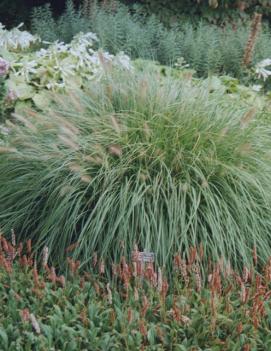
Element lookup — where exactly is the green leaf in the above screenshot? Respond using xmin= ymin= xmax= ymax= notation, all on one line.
xmin=7 ymin=77 xmax=35 ymax=100
xmin=33 ymin=92 xmax=51 ymax=110
xmin=0 ymin=328 xmax=9 ymax=350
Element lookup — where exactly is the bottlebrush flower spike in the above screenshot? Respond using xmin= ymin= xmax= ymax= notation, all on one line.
xmin=75 ymin=260 xmax=80 ymax=272
xmin=157 ymin=267 xmax=163 ymax=292
xmin=58 ymin=275 xmax=66 ymax=288
xmin=240 ymin=283 xmax=249 ymax=304
xmin=264 ymin=259 xmax=271 ymax=282
xmin=264 ymin=290 xmax=271 ymax=301
xmin=42 ymin=246 xmax=49 ymax=268
xmin=253 ymin=246 xmax=258 ymax=266
xmin=140 ymin=295 xmax=149 ymax=318
xmin=5 ymin=241 xmax=15 ymax=262
xmin=172 ymin=299 xmax=181 ymax=322
xmin=132 ymin=261 xmax=137 ymax=277
xmin=180 ymin=315 xmax=191 ymax=325
xmin=127 ymin=308 xmax=133 ymax=324
xmin=27 ymin=239 xmax=32 ymax=255
xmin=188 ymin=246 xmax=197 ymax=265
xmin=253 ymin=316 xmax=260 ymax=329
xmin=255 ymin=275 xmax=262 ymax=290
xmin=20 ymin=308 xmax=30 ymax=322
xmin=17 ymin=242 xmax=23 ymax=257
xmin=49 ymin=267 xmax=57 ymax=283
xmin=94 ymin=282 xmax=100 ymax=295
xmin=2 ymin=256 xmax=12 ymax=273
xmin=80 ymin=308 xmax=89 ymax=327
xmin=11 ymin=229 xmax=16 ymax=247
xmin=67 ymin=257 xmax=76 ymax=274
xmin=145 ymin=262 xmax=154 ymax=282
xmin=20 ymin=255 xmax=28 ymax=267
xmin=106 ymin=283 xmax=112 ymax=305
xmin=112 ymin=263 xmax=117 ymax=276
xmin=192 ymin=263 xmax=202 ymax=292
xmin=173 ymin=254 xmax=181 ymax=270
xmin=179 ymin=259 xmax=189 ymax=287
xmin=108 ymin=144 xmax=122 ymax=157
xmin=139 ymin=320 xmax=147 ymax=337
xmin=134 ymin=287 xmax=139 ymax=301
xmin=65 ymin=242 xmax=78 ymax=253
xmin=30 ymin=313 xmax=41 ymax=334
xmin=92 ymin=252 xmax=98 ymax=268
xmin=161 ymin=279 xmax=169 ymax=301
xmin=99 ymin=259 xmax=105 ymax=275
xmin=1 ymin=237 xmax=9 ymax=253
xmin=33 ymin=267 xmax=39 ymax=288
xmin=243 ymin=266 xmax=249 ymax=283
xmin=236 ymin=322 xmax=243 ymax=334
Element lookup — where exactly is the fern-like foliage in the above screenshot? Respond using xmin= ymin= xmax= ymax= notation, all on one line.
xmin=31 ymin=1 xmax=90 ymax=44
xmin=31 ymin=4 xmax=58 ymax=42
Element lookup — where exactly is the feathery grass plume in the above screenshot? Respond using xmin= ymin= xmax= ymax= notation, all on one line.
xmin=1 ymin=70 xmax=271 ymax=270
xmin=242 ymin=13 xmax=262 ymax=67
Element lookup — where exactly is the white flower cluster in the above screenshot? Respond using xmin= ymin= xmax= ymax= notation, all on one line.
xmin=0 ymin=23 xmax=40 ymax=50
xmin=255 ymin=59 xmax=271 ymax=81
xmin=10 ymin=32 xmax=132 ymax=90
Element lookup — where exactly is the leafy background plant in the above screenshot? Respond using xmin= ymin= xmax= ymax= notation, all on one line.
xmin=30 ymin=1 xmax=271 ymax=80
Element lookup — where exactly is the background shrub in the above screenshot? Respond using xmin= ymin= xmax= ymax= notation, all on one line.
xmin=0 ymin=70 xmax=271 ymax=269
xmin=31 ymin=1 xmax=271 ymax=79
xmin=31 ymin=0 xmax=90 ymax=43
xmin=131 ymin=0 xmax=271 ymax=24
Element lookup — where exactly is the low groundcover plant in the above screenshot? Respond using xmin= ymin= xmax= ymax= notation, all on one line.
xmin=0 ymin=235 xmax=271 ymax=350
xmin=0 ymin=70 xmax=271 ymax=269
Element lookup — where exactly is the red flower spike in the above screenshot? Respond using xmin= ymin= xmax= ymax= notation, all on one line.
xmin=20 ymin=308 xmax=30 ymax=322
xmin=26 ymin=240 xmax=32 ymax=255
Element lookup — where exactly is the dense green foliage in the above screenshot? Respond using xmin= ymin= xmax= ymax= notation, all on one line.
xmin=30 ymin=1 xmax=271 ymax=79
xmin=0 ymin=236 xmax=271 ymax=350
xmin=31 ymin=1 xmax=89 ymax=43
xmin=136 ymin=0 xmax=271 ymax=24
xmin=2 ymin=0 xmax=271 ymax=28
xmin=1 ymin=3 xmax=271 ymax=348
xmin=0 ymin=70 xmax=271 ymax=269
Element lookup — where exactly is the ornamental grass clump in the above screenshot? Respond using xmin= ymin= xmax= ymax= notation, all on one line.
xmin=0 ymin=70 xmax=271 ymax=268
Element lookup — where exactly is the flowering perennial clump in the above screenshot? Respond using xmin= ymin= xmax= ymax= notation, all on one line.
xmin=0 ymin=234 xmax=271 ymax=349
xmin=255 ymin=58 xmax=271 ymax=81
xmin=0 ymin=28 xmax=132 ymax=109
xmin=0 ymin=23 xmax=40 ymax=51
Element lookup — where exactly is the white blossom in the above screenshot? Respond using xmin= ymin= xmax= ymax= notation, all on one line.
xmin=0 ymin=22 xmax=40 ymax=50
xmin=255 ymin=59 xmax=271 ymax=81
xmin=251 ymin=84 xmax=262 ymax=92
